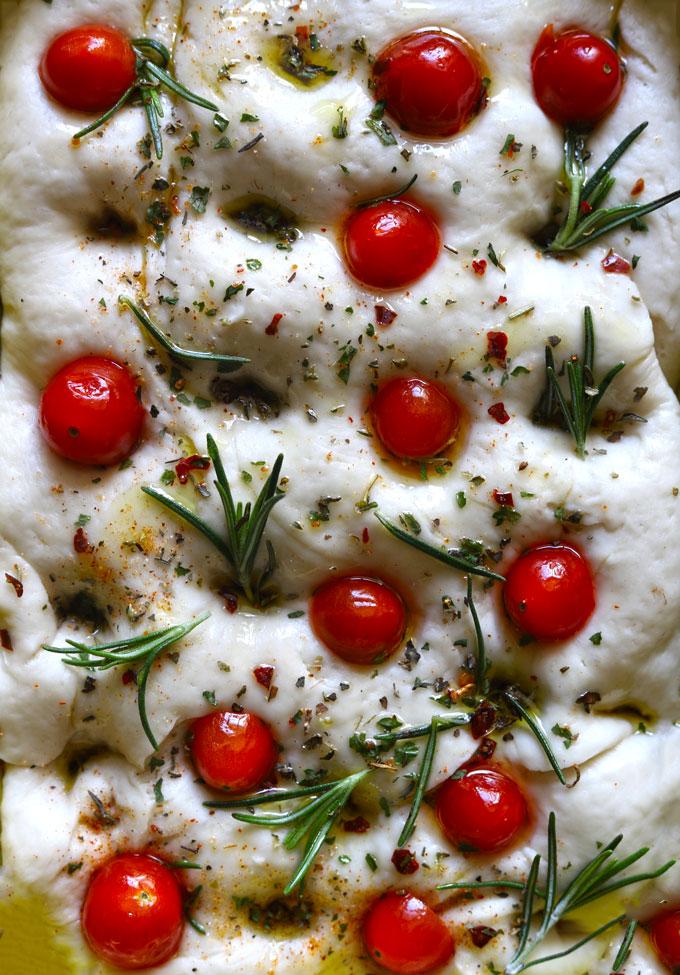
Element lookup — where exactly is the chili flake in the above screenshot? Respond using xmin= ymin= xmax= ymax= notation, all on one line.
xmin=253 ymin=665 xmax=274 ymax=689
xmin=488 ymin=403 xmax=510 ymax=424
xmin=472 ymin=259 xmax=487 ymax=276
xmin=391 ymin=848 xmax=419 ymax=874
xmin=175 ymin=455 xmax=211 ymax=484
xmin=265 ymin=313 xmax=283 ymax=335
xmin=487 ymin=331 xmax=508 ymax=364
xmin=374 ymin=305 xmax=397 ymax=327
xmin=601 ymin=250 xmax=631 ymax=274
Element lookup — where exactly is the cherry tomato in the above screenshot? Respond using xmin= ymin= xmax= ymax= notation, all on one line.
xmin=503 ymin=542 xmax=595 ymax=641
xmin=363 ymin=890 xmax=455 ymax=975
xmin=648 ymin=910 xmax=680 ymax=970
xmin=39 ymin=356 xmax=144 ymax=466
xmin=310 ymin=576 xmax=407 ymax=665
xmin=531 ymin=26 xmax=623 ymax=127
xmin=81 ymin=852 xmax=184 ymax=970
xmin=372 ymin=29 xmax=485 ymax=138
xmin=371 ymin=377 xmax=461 ymax=460
xmin=190 ymin=710 xmax=278 ymax=792
xmin=435 ymin=765 xmax=527 ymax=852
xmin=343 ymin=200 xmax=440 ymax=290
xmin=40 ymin=25 xmax=137 ymax=113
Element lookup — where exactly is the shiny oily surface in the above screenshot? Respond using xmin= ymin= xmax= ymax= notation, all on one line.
xmin=310 ymin=575 xmax=407 ymax=664
xmin=1 ymin=0 xmax=680 ymax=974
xmin=39 ymin=24 xmax=137 ymax=112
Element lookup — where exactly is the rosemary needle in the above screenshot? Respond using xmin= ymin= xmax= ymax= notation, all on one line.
xmin=374 ymin=511 xmax=506 ymax=583
xmin=43 ymin=612 xmax=209 ymax=750
xmin=119 ymin=296 xmax=249 ymax=372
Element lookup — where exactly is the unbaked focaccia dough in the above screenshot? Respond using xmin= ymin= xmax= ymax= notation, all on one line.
xmin=0 ymin=1 xmax=679 ymax=973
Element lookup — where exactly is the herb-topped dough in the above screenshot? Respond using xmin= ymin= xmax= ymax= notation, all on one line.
xmin=0 ymin=1 xmax=679 ymax=973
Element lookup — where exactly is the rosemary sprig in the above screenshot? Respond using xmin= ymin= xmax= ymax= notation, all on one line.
xmin=119 ymin=296 xmax=249 ymax=373
xmin=43 ymin=612 xmax=209 ymax=750
xmin=545 ymin=122 xmax=680 ymax=254
xmin=544 ymin=306 xmax=625 ymax=459
xmin=374 ymin=512 xmax=506 ymax=583
xmin=500 ymin=688 xmax=566 ymax=786
xmin=142 ymin=436 xmax=284 ymax=605
xmin=73 ymin=37 xmax=218 ymax=159
xmin=497 ymin=812 xmax=672 ymax=974
xmin=204 ymin=770 xmax=370 ymax=894
xmin=351 ymin=174 xmax=418 ymax=209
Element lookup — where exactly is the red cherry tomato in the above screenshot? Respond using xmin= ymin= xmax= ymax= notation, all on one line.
xmin=81 ymin=852 xmax=184 ymax=970
xmin=39 ymin=356 xmax=144 ymax=466
xmin=372 ymin=29 xmax=485 ymax=138
xmin=310 ymin=576 xmax=407 ymax=665
xmin=371 ymin=377 xmax=461 ymax=460
xmin=343 ymin=200 xmax=440 ymax=290
xmin=190 ymin=710 xmax=278 ymax=792
xmin=435 ymin=765 xmax=527 ymax=853
xmin=531 ymin=26 xmax=623 ymax=127
xmin=40 ymin=25 xmax=137 ymax=113
xmin=503 ymin=542 xmax=595 ymax=641
xmin=363 ymin=890 xmax=455 ymax=975
xmin=648 ymin=910 xmax=680 ymax=970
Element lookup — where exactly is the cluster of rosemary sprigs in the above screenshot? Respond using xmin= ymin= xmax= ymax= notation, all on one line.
xmin=74 ymin=37 xmax=218 ymax=159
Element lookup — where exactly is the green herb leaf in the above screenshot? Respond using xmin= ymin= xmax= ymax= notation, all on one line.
xmin=119 ymin=296 xmax=249 ymax=374
xmin=190 ymin=186 xmax=211 ymax=214
xmin=43 ymin=613 xmax=210 ymax=750
xmin=375 ymin=512 xmax=505 ymax=583
xmin=203 ymin=770 xmax=370 ymax=893
xmin=142 ymin=436 xmax=285 ymax=605
xmin=545 ymin=123 xmax=680 ymax=254
xmin=365 ymin=117 xmax=397 ymax=145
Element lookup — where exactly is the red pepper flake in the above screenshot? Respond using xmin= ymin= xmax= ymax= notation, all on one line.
xmin=488 ymin=403 xmax=510 ymax=424
xmin=472 ymin=259 xmax=487 ymax=276
xmin=122 ymin=669 xmax=136 ymax=685
xmin=604 ymin=409 xmax=617 ymax=428
xmin=175 ymin=454 xmax=211 ymax=484
xmin=497 ymin=295 xmax=507 ymax=304
xmin=1 ymin=629 xmax=13 ymax=651
xmin=362 ymin=526 xmax=370 ymax=544
xmin=265 ymin=312 xmax=283 ymax=336
xmin=580 ymin=200 xmax=593 ymax=214
xmin=374 ymin=305 xmax=397 ymax=327
xmin=294 ymin=25 xmax=309 ymax=42
xmin=470 ymin=702 xmax=496 ymax=740
xmin=5 ymin=573 xmax=23 ymax=598
xmin=601 ymin=250 xmax=631 ymax=275
xmin=73 ymin=527 xmax=92 ymax=554
xmin=469 ymin=736 xmax=497 ymax=766
xmin=391 ymin=848 xmax=419 ymax=874
xmin=343 ymin=816 xmax=371 ymax=833
xmin=486 ymin=331 xmax=508 ymax=364
xmin=218 ymin=587 xmax=239 ymax=614
xmin=493 ymin=489 xmax=514 ymax=507
xmin=253 ymin=665 xmax=274 ymax=690
xmin=470 ymin=926 xmax=497 ymax=948
xmin=631 ymin=177 xmax=645 ymax=197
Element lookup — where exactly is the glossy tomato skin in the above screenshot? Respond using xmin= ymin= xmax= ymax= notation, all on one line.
xmin=39 ymin=355 xmax=144 ymax=466
xmin=310 ymin=576 xmax=407 ymax=665
xmin=503 ymin=542 xmax=595 ymax=641
xmin=648 ymin=910 xmax=680 ymax=970
xmin=531 ymin=26 xmax=623 ymax=127
xmin=363 ymin=890 xmax=455 ymax=975
xmin=190 ymin=710 xmax=278 ymax=792
xmin=40 ymin=25 xmax=137 ymax=113
xmin=81 ymin=852 xmax=184 ymax=970
xmin=372 ymin=377 xmax=461 ymax=460
xmin=372 ymin=29 xmax=485 ymax=138
xmin=435 ymin=765 xmax=528 ymax=853
xmin=343 ymin=200 xmax=440 ymax=290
